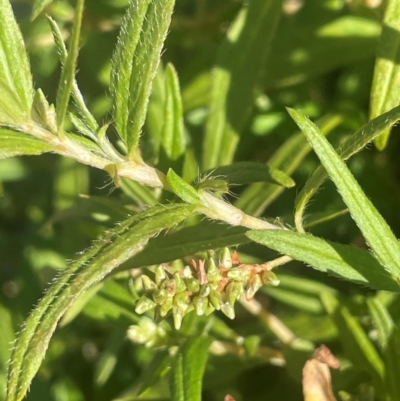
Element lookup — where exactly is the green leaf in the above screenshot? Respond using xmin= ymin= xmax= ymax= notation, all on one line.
xmin=166 ymin=169 xmax=200 ymax=205
xmin=0 ymin=0 xmax=33 ymax=120
xmin=161 ymin=63 xmax=186 ymax=161
xmin=322 ymin=293 xmax=385 ymax=397
xmin=370 ymin=0 xmax=400 ymax=150
xmin=146 ymin=65 xmax=166 ymax=162
xmin=126 ymin=221 xmax=249 ymax=269
xmin=32 ymin=0 xmax=54 ymax=20
xmin=110 ymin=0 xmax=175 ymax=160
xmin=0 ymin=127 xmax=53 ymax=158
xmin=236 ymin=114 xmax=342 ymax=216
xmin=55 ymin=0 xmax=84 ymax=136
xmin=247 ymin=230 xmax=400 ymax=292
xmin=6 ymin=203 xmax=195 ymax=401
xmin=288 ymin=108 xmax=400 ymax=277
xmin=366 ymin=297 xmax=394 ymax=349
xmin=294 ymin=105 xmax=400 ymax=231
xmin=202 ymin=0 xmax=282 ymax=170
xmin=47 ymin=16 xmax=99 ymax=135
xmin=204 ymin=162 xmax=294 ymax=188
xmin=170 ymin=336 xmax=212 ymax=401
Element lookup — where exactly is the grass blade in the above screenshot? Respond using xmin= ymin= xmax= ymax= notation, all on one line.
xmin=6 ymin=204 xmax=195 ymax=401
xmin=110 ymin=0 xmax=175 ymax=160
xmin=55 ymin=0 xmax=84 ymax=136
xmin=170 ymin=336 xmax=212 ymax=401
xmin=289 ymin=107 xmax=400 ymax=276
xmin=202 ymin=0 xmax=282 ymax=170
xmin=0 ymin=0 xmax=33 ymax=119
xmin=295 ymin=106 xmax=400 ymax=232
xmin=370 ymin=0 xmax=400 ymax=150
xmin=247 ymin=229 xmax=400 ymax=292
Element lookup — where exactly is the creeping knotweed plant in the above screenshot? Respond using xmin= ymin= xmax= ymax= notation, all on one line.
xmin=135 ymin=248 xmax=280 ymax=329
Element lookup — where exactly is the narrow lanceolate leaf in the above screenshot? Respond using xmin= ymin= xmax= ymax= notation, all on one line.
xmin=247 ymin=230 xmax=400 ymax=292
xmin=161 ymin=63 xmax=186 ymax=161
xmin=0 ymin=127 xmax=53 ymax=158
xmin=170 ymin=337 xmax=212 ymax=401
xmin=205 ymin=162 xmax=294 ymax=188
xmin=6 ymin=204 xmax=196 ymax=401
xmin=110 ymin=0 xmax=175 ymax=160
xmin=0 ymin=0 xmax=33 ymax=120
xmin=288 ymin=108 xmax=400 ymax=277
xmin=56 ymin=0 xmax=84 ymax=136
xmin=370 ymin=0 xmax=400 ymax=150
xmin=202 ymin=0 xmax=282 ymax=170
xmin=166 ymin=169 xmax=200 ymax=205
xmin=295 ymin=106 xmax=400 ymax=230
xmin=32 ymin=0 xmax=53 ymax=20
xmin=47 ymin=16 xmax=98 ymax=135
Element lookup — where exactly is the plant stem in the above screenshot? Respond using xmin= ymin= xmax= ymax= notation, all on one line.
xmin=19 ymin=121 xmax=283 ymax=230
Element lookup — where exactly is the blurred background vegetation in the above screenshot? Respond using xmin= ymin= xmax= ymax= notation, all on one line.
xmin=1 ymin=0 xmax=400 ymax=400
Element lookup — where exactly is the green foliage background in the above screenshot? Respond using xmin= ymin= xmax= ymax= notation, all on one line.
xmin=1 ymin=0 xmax=400 ymax=400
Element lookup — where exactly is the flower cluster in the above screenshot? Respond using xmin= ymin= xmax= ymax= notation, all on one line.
xmin=135 ymin=248 xmax=279 ymax=329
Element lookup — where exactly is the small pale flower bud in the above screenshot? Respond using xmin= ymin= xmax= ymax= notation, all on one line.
xmin=219 ymin=247 xmax=233 ymax=269
xmin=173 ymin=292 xmax=189 ymax=311
xmin=226 ymin=281 xmax=243 ymax=306
xmin=159 ymin=297 xmax=173 ymax=317
xmin=183 ymin=265 xmax=193 ymax=278
xmin=227 ymin=268 xmax=250 ymax=282
xmin=160 ymin=279 xmax=176 ymax=297
xmin=221 ymin=303 xmax=235 ymax=319
xmin=199 ymin=284 xmax=211 ymax=298
xmin=209 ymin=290 xmax=223 ymax=310
xmin=155 ymin=264 xmax=167 ymax=286
xmin=172 ymin=307 xmax=184 ymax=330
xmin=135 ymin=295 xmax=156 ymax=314
xmin=141 ymin=275 xmax=158 ymax=291
xmin=206 ymin=258 xmax=221 ymax=282
xmin=173 ymin=272 xmax=187 ymax=293
xmin=152 ymin=288 xmax=169 ymax=303
xmin=261 ymin=270 xmax=280 ymax=286
xmin=184 ymin=277 xmax=200 ymax=293
xmin=245 ymin=274 xmax=263 ymax=300
xmin=193 ymin=296 xmax=208 ymax=316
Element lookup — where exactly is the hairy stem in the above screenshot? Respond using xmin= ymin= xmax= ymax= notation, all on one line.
xmin=17 ymin=120 xmax=282 ymax=230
